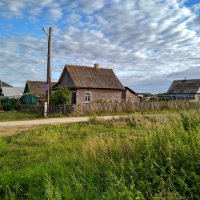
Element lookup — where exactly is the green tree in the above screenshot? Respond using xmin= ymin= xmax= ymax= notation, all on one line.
xmin=50 ymin=88 xmax=71 ymax=105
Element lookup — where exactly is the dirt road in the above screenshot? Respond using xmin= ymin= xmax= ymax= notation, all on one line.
xmin=0 ymin=115 xmax=130 ymax=136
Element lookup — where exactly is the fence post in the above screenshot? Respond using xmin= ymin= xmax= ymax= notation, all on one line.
xmin=44 ymin=102 xmax=48 ymax=118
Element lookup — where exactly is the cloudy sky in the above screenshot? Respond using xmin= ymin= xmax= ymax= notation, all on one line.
xmin=0 ymin=0 xmax=200 ymax=93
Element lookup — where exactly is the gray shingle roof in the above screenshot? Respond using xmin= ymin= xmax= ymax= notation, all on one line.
xmin=167 ymin=79 xmax=200 ymax=94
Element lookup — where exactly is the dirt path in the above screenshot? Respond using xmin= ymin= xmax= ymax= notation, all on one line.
xmin=0 ymin=115 xmax=130 ymax=136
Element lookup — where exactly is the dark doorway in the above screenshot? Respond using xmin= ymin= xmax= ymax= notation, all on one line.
xmin=71 ymin=91 xmax=76 ymax=104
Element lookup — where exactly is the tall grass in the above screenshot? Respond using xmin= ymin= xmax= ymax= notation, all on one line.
xmin=0 ymin=111 xmax=200 ymax=199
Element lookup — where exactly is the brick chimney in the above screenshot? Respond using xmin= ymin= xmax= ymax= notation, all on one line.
xmin=94 ymin=63 xmax=99 ymax=69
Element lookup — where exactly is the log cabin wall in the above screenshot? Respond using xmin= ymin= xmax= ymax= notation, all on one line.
xmin=76 ymin=89 xmax=122 ymax=104
xmin=125 ymin=89 xmax=140 ymax=102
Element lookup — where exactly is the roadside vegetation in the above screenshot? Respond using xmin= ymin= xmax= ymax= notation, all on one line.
xmin=0 ymin=110 xmax=200 ymax=199
xmin=0 ymin=99 xmax=41 ymax=121
xmin=0 ymin=111 xmax=41 ymax=122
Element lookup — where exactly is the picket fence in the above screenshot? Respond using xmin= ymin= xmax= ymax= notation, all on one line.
xmin=49 ymin=101 xmax=200 ymax=115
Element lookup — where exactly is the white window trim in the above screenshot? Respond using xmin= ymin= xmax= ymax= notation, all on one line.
xmin=85 ymin=91 xmax=92 ymax=103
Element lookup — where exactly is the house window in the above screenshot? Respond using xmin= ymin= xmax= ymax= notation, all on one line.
xmin=122 ymin=90 xmax=126 ymax=100
xmin=85 ymin=92 xmax=91 ymax=103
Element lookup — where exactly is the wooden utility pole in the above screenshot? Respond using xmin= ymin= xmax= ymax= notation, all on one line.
xmin=46 ymin=27 xmax=52 ymax=105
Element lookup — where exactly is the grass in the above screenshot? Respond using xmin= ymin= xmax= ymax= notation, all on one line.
xmin=0 ymin=110 xmax=200 ymax=199
xmin=0 ymin=111 xmax=42 ymax=122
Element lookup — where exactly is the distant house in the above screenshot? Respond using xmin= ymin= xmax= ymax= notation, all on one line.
xmin=137 ymin=93 xmax=154 ymax=101
xmin=21 ymin=81 xmax=56 ymax=104
xmin=0 ymin=81 xmax=23 ymax=101
xmin=0 ymin=87 xmax=24 ymax=99
xmin=54 ymin=64 xmax=139 ymax=104
xmin=164 ymin=79 xmax=200 ymax=101
xmin=0 ymin=81 xmax=12 ymax=103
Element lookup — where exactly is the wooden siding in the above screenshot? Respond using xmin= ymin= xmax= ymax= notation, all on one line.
xmin=125 ymin=89 xmax=140 ymax=102
xmin=59 ymin=72 xmax=75 ymax=88
xmin=22 ymin=95 xmax=39 ymax=104
xmin=76 ymin=89 xmax=122 ymax=104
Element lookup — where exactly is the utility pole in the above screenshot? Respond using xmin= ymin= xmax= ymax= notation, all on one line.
xmin=46 ymin=27 xmax=52 ymax=105
xmin=43 ymin=27 xmax=52 ymax=117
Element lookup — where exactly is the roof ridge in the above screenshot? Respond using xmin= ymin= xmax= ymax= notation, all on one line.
xmin=173 ymin=79 xmax=200 ymax=81
xmin=65 ymin=64 xmax=112 ymax=70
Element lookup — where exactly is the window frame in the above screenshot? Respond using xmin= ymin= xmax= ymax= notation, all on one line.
xmin=85 ymin=91 xmax=92 ymax=103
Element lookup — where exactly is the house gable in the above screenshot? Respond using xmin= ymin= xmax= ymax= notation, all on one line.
xmin=23 ymin=83 xmax=30 ymax=95
xmin=58 ymin=71 xmax=76 ymax=88
xmin=22 ymin=80 xmax=56 ymax=104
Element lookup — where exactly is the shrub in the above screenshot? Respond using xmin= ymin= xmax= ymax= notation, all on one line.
xmin=50 ymin=88 xmax=71 ymax=105
xmin=2 ymin=104 xmax=12 ymax=111
xmin=2 ymin=98 xmax=20 ymax=111
xmin=0 ymin=104 xmax=3 ymax=111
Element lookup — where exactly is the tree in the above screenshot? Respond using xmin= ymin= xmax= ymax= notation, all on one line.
xmin=50 ymin=88 xmax=71 ymax=105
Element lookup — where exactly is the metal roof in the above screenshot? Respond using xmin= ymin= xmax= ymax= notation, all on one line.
xmin=1 ymin=87 xmax=24 ymax=98
xmin=167 ymin=79 xmax=200 ymax=94
xmin=55 ymin=65 xmax=125 ymax=90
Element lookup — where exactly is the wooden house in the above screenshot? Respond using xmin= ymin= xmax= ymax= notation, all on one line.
xmin=0 ymin=81 xmax=23 ymax=102
xmin=53 ymin=64 xmax=139 ymax=104
xmin=165 ymin=79 xmax=200 ymax=101
xmin=122 ymin=87 xmax=140 ymax=102
xmin=21 ymin=81 xmax=56 ymax=104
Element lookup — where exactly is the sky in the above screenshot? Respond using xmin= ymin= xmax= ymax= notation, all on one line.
xmin=0 ymin=0 xmax=200 ymax=94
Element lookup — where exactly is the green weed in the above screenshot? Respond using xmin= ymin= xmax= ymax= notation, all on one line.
xmin=0 ymin=111 xmax=200 ymax=199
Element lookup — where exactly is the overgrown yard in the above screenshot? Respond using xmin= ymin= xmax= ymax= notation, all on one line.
xmin=0 ymin=111 xmax=200 ymax=199
xmin=0 ymin=111 xmax=41 ymax=122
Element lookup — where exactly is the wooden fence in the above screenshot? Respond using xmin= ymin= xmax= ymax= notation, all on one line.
xmin=18 ymin=104 xmax=43 ymax=114
xmin=49 ymin=101 xmax=200 ymax=115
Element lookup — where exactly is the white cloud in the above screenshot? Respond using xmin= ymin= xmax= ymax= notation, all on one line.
xmin=1 ymin=0 xmax=200 ymax=93
xmin=0 ymin=36 xmax=47 ymax=86
xmin=47 ymin=7 xmax=63 ymax=21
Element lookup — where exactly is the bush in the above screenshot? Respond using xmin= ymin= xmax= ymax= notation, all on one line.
xmin=2 ymin=104 xmax=12 ymax=111
xmin=50 ymin=88 xmax=71 ymax=105
xmin=1 ymin=98 xmax=21 ymax=111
